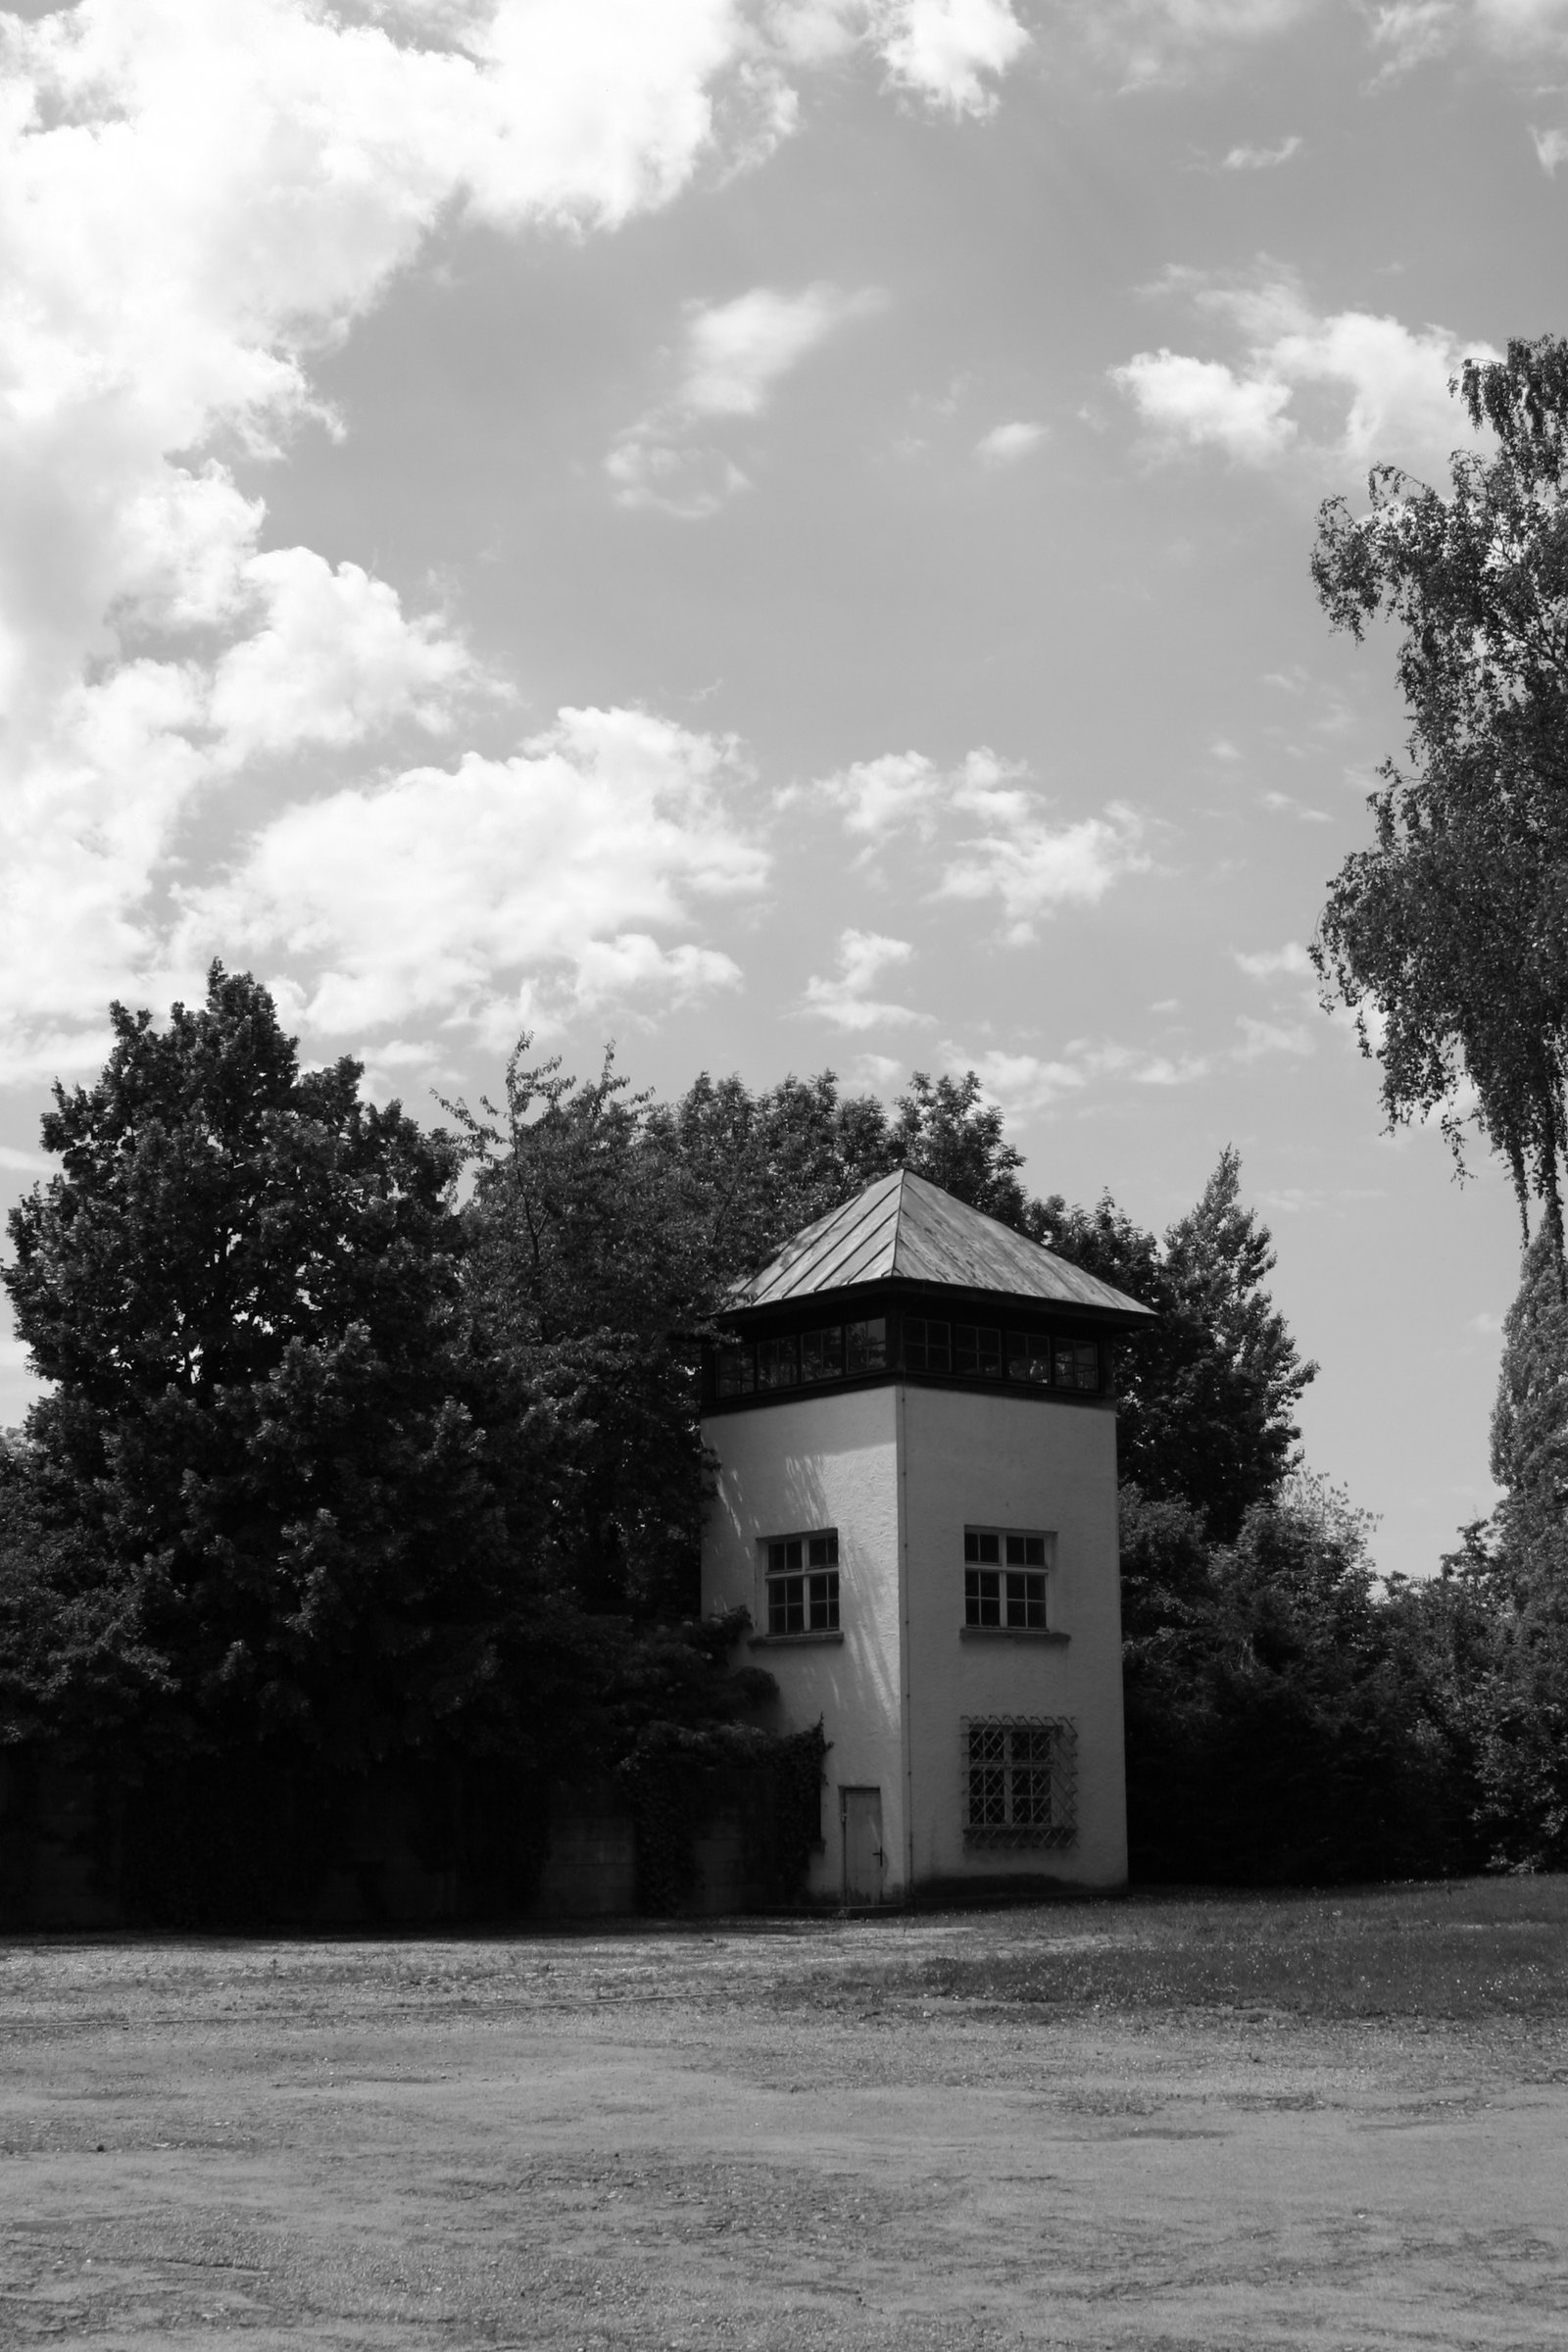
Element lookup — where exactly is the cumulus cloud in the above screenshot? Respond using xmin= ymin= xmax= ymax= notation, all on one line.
xmin=935 ymin=755 xmax=1148 ymax=940
xmin=801 ymin=930 xmax=930 ymax=1030
xmin=608 ymin=282 xmax=882 ymax=515
xmin=1081 ymin=0 xmax=1318 ymax=84
xmin=1234 ymin=941 xmax=1313 ymax=979
xmin=178 ymin=707 xmax=764 ymax=1042
xmin=1112 ymin=273 xmax=1494 ymax=475
xmin=1 ymin=1 xmax=1029 ymax=1082
xmin=1235 ymin=1013 xmax=1315 ymax=1059
xmin=1365 ymin=0 xmax=1568 ymax=71
xmin=814 ymin=749 xmax=947 ymax=846
xmin=1220 ymin=135 xmax=1302 ymax=169
xmin=764 ymin=1 xmax=1030 ymax=112
xmin=975 ymin=418 xmax=1048 ymax=464
xmin=0 ymin=0 xmax=824 ymax=1083
xmin=1532 ymin=123 xmax=1568 ymax=172
xmin=873 ymin=0 xmax=1031 ymax=115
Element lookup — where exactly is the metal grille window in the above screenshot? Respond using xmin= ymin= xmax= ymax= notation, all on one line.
xmin=961 ymin=1717 xmax=1077 ymax=1847
xmin=963 ymin=1529 xmax=1050 ymax=1628
xmin=765 ymin=1530 xmax=840 ymax=1636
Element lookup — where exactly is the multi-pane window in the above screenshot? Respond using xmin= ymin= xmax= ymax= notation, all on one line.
xmin=955 ymin=1324 xmax=1003 ymax=1377
xmin=756 ymin=1335 xmax=799 ymax=1391
xmin=715 ymin=1317 xmax=886 ymax=1398
xmin=962 ymin=1717 xmax=1076 ymax=1847
xmin=1053 ymin=1339 xmax=1101 ymax=1392
xmin=765 ymin=1530 xmax=840 ymax=1636
xmin=713 ymin=1314 xmax=1097 ymax=1399
xmin=963 ymin=1529 xmax=1050 ymax=1628
xmin=846 ymin=1316 xmax=887 ymax=1373
xmin=903 ymin=1315 xmax=952 ymax=1373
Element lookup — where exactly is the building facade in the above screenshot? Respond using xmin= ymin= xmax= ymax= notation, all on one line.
xmin=700 ymin=1168 xmax=1153 ymax=1904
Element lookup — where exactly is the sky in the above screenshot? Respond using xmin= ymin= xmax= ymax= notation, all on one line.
xmin=1 ymin=0 xmax=1562 ymax=1581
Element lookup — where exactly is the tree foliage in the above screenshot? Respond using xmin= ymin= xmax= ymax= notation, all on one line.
xmin=1042 ymin=1149 xmax=1315 ymax=1542
xmin=3 ymin=965 xmax=507 ymax=1767
xmin=1312 ymin=334 xmax=1568 ymax=1255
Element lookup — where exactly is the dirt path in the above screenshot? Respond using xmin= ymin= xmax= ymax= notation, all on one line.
xmin=1 ymin=1909 xmax=1565 ymax=2348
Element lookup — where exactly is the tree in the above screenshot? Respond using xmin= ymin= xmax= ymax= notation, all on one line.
xmin=1491 ymin=1228 xmax=1568 ymax=1585
xmin=1042 ymin=1150 xmax=1315 ymax=1542
xmin=3 ymin=964 xmax=505 ymax=1769
xmin=1311 ymin=335 xmax=1568 ymax=1259
xmin=888 ymin=1070 xmax=1031 ymax=1225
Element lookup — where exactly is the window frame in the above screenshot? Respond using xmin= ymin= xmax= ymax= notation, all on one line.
xmin=760 ymin=1527 xmax=842 ymax=1642
xmin=962 ymin=1525 xmax=1055 ymax=1634
xmin=960 ymin=1715 xmax=1077 ymax=1849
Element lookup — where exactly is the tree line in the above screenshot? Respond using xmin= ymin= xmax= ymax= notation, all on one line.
xmin=2 ymin=963 xmax=1561 ymax=1920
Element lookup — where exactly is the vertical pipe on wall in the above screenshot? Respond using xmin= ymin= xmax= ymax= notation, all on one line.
xmin=896 ymin=1379 xmax=914 ymax=1900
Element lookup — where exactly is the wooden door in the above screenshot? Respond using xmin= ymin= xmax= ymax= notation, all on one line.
xmin=841 ymin=1787 xmax=885 ymax=1906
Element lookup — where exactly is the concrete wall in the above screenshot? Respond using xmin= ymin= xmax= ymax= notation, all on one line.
xmin=701 ymin=1387 xmax=906 ymax=1902
xmin=902 ymin=1385 xmax=1128 ymax=1892
xmin=703 ymin=1379 xmax=1128 ymax=1904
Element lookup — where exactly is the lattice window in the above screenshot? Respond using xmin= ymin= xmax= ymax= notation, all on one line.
xmin=764 ymin=1530 xmax=840 ymax=1636
xmin=961 ymin=1716 xmax=1077 ymax=1848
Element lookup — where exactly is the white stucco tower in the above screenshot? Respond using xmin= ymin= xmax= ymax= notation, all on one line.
xmin=700 ymin=1169 xmax=1154 ymax=1905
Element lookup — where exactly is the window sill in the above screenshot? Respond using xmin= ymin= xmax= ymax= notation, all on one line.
xmin=959 ymin=1627 xmax=1069 ymax=1645
xmin=748 ymin=1631 xmax=845 ymax=1648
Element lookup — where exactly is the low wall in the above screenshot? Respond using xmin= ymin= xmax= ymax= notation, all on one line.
xmin=0 ymin=1751 xmax=753 ymax=1930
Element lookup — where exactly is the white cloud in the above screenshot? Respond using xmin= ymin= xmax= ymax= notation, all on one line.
xmin=1083 ymin=0 xmax=1318 ymax=84
xmin=815 ymin=749 xmax=945 ymax=844
xmin=935 ymin=756 xmax=1148 ymax=939
xmin=964 ymin=1049 xmax=1090 ymax=1118
xmin=208 ymin=551 xmax=476 ymax=764
xmin=975 ymin=418 xmax=1048 ymax=464
xmin=1113 ymin=275 xmax=1494 ymax=475
xmin=1220 ymin=135 xmax=1302 ymax=169
xmin=872 ymin=0 xmax=1031 ymax=116
xmin=680 ymin=283 xmax=879 ymax=417
xmin=608 ymin=282 xmax=881 ymax=514
xmin=1470 ymin=0 xmax=1568 ymax=57
xmin=1363 ymin=2 xmax=1461 ymax=72
xmin=1234 ymin=941 xmax=1313 ymax=979
xmin=1113 ymin=350 xmax=1297 ymax=465
xmin=1365 ymin=0 xmax=1568 ymax=71
xmin=177 ymin=706 xmax=764 ymax=1041
xmin=801 ymin=930 xmax=930 ymax=1029
xmin=1532 ymin=124 xmax=1568 ymax=172
xmin=0 ymin=0 xmax=816 ymax=1084
xmin=1235 ymin=1013 xmax=1315 ymax=1059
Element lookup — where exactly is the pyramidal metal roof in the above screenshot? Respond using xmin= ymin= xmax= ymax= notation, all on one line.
xmin=730 ymin=1168 xmax=1155 ymax=1319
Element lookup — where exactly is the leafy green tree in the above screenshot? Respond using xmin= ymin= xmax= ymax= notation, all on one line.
xmin=0 ymin=1436 xmax=168 ymax=1750
xmin=1043 ymin=1150 xmax=1315 ymax=1541
xmin=1492 ymin=1229 xmax=1568 ymax=1583
xmin=889 ymin=1070 xmax=1031 ymax=1224
xmin=2 ymin=963 xmax=504 ymax=1767
xmin=1312 ymin=335 xmax=1568 ymax=1256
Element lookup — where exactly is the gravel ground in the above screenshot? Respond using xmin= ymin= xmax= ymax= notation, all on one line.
xmin=1 ymin=1895 xmax=1565 ymax=2349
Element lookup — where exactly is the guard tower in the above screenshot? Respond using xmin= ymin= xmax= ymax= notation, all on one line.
xmin=700 ymin=1167 xmax=1154 ymax=1904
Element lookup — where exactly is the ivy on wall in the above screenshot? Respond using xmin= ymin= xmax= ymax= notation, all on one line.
xmin=620 ymin=1720 xmax=830 ymax=1915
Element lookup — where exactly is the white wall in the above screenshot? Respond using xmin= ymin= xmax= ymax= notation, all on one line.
xmin=702 ymin=1377 xmax=1128 ymax=1902
xmin=701 ymin=1387 xmax=905 ymax=1901
xmin=902 ymin=1385 xmax=1128 ymax=1890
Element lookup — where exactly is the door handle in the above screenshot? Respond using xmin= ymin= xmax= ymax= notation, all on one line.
xmin=872 ymin=1846 xmax=885 ymax=1865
